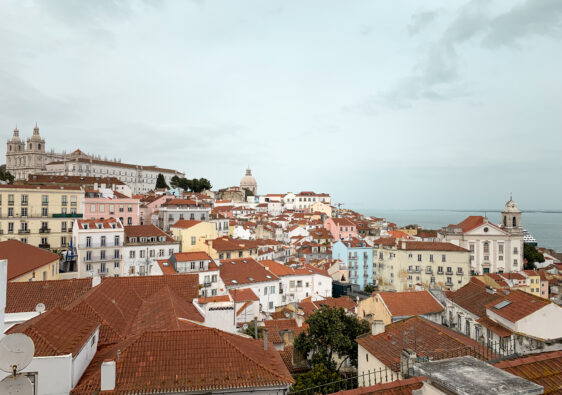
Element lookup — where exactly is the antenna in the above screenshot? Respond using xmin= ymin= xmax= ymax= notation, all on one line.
xmin=0 ymin=334 xmax=35 ymax=395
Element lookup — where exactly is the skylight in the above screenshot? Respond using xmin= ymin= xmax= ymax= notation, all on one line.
xmin=494 ymin=300 xmax=512 ymax=309
xmin=266 ymin=275 xmax=271 ymax=279
xmin=232 ymin=280 xmax=238 ymax=284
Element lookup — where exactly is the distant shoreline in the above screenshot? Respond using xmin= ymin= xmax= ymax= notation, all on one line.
xmin=358 ymin=209 xmax=562 ymax=214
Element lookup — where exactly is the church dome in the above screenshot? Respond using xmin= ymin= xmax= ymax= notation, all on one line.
xmin=10 ymin=127 xmax=21 ymax=142
xmin=503 ymin=197 xmax=521 ymax=213
xmin=240 ymin=168 xmax=257 ymax=191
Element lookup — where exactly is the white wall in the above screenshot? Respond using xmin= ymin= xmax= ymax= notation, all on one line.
xmin=515 ymin=303 xmax=562 ymax=340
xmin=0 ymin=260 xmax=6 ymax=338
xmin=71 ymin=328 xmax=99 ymax=388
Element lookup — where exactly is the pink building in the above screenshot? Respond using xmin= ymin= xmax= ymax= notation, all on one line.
xmin=324 ymin=217 xmax=358 ymax=241
xmin=84 ymin=190 xmax=141 ymax=226
xmin=138 ymin=194 xmax=174 ymax=225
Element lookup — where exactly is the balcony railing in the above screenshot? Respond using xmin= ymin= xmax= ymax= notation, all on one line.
xmin=18 ymin=229 xmax=30 ymax=234
xmin=39 ymin=243 xmax=50 ymax=249
xmin=39 ymin=228 xmax=51 ymax=233
xmin=52 ymin=213 xmax=82 ymax=218
xmin=84 ymin=255 xmax=121 ymax=262
xmin=80 ymin=243 xmax=122 ymax=249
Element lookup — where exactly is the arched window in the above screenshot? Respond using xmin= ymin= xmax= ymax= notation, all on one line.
xmin=503 ymin=216 xmax=506 ymax=227
xmin=513 ymin=217 xmax=517 ymax=227
xmin=38 ymin=143 xmax=41 ymax=150
xmin=29 ymin=143 xmax=32 ymax=149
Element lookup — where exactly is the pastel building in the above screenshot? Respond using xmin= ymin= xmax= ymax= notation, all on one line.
xmin=332 ymin=238 xmax=373 ymax=290
xmin=324 ymin=217 xmax=358 ymax=241
xmin=84 ymin=189 xmax=140 ymax=226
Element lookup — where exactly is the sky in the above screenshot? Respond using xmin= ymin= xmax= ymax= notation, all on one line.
xmin=1 ymin=0 xmax=561 ymax=211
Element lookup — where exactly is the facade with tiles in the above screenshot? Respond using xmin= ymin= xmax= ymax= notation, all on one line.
xmin=0 ymin=185 xmax=84 ymax=252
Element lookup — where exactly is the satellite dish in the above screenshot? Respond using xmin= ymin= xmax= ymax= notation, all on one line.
xmin=0 ymin=334 xmax=35 ymax=374
xmin=0 ymin=374 xmax=33 ymax=395
xmin=35 ymin=303 xmax=45 ymax=314
xmin=242 ymin=323 xmax=249 ymax=330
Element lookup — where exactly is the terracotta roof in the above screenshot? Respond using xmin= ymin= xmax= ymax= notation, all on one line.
xmin=157 ymin=259 xmax=177 ymax=274
xmin=163 ymin=199 xmax=206 ymax=207
xmin=173 ymin=251 xmax=213 ymax=262
xmin=377 ymin=291 xmax=443 ymax=317
xmin=5 ymin=278 xmax=92 ymax=313
xmin=198 ymin=295 xmax=231 ymax=304
xmin=77 ymin=218 xmax=123 ymax=230
xmin=403 ymin=241 xmax=470 ymax=252
xmin=448 ymin=278 xmax=504 ymax=317
xmin=65 ymin=275 xmax=202 ymax=346
xmin=46 ymin=156 xmax=183 ymax=175
xmin=0 ymin=240 xmax=61 ymax=281
xmin=452 ymin=216 xmax=505 ymax=234
xmin=27 ymin=174 xmax=126 ymax=186
xmin=332 ymin=376 xmax=426 ymax=394
xmin=330 ymin=218 xmax=356 ymax=227
xmin=229 ymin=288 xmax=259 ymax=302
xmin=72 ymin=328 xmax=293 ymax=394
xmin=220 ymin=258 xmax=279 ymax=286
xmin=0 ymin=184 xmax=82 ymax=190
xmin=476 ymin=316 xmax=512 ymax=338
xmin=495 ymin=351 xmax=562 ymax=394
xmin=485 ymin=290 xmax=551 ymax=323
xmin=264 ymin=319 xmax=308 ymax=344
xmin=208 ymin=237 xmax=260 ymax=252
xmin=317 ymin=296 xmax=357 ymax=312
xmin=124 ymin=224 xmax=175 ymax=242
xmin=171 ymin=219 xmax=202 ymax=229
xmin=356 ymin=317 xmax=490 ymax=371
xmin=373 ymin=238 xmax=398 ymax=247
xmin=7 ymin=308 xmax=98 ymax=357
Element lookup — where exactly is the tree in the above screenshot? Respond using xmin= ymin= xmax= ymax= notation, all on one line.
xmin=170 ymin=175 xmax=181 ymax=189
xmin=155 ymin=173 xmax=169 ymax=189
xmin=240 ymin=321 xmax=263 ymax=339
xmin=294 ymin=306 xmax=370 ymax=372
xmin=292 ymin=364 xmax=343 ymax=393
xmin=364 ymin=284 xmax=376 ymax=294
xmin=0 ymin=165 xmax=14 ymax=184
xmin=524 ymin=244 xmax=544 ymax=270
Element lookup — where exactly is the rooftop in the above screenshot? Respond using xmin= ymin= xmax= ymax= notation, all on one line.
xmin=0 ymin=240 xmax=61 ymax=281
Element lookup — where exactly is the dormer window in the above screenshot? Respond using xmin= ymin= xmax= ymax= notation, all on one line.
xmin=159 ymin=236 xmax=166 ymax=242
xmin=83 ymin=224 xmax=89 ymax=229
xmin=97 ymin=224 xmax=103 ymax=229
xmin=130 ymin=237 xmax=137 ymax=243
xmin=141 ymin=237 xmax=147 ymax=243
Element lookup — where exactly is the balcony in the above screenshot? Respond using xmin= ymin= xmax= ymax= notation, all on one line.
xmin=39 ymin=228 xmax=51 ymax=234
xmin=18 ymin=229 xmax=30 ymax=234
xmin=52 ymin=213 xmax=82 ymax=218
xmin=202 ymin=282 xmax=212 ymax=288
xmin=425 ymin=269 xmax=433 ymax=274
xmin=39 ymin=243 xmax=50 ymax=249
xmin=456 ymin=270 xmax=464 ymax=276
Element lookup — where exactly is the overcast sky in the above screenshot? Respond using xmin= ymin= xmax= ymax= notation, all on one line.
xmin=1 ymin=0 xmax=561 ymax=210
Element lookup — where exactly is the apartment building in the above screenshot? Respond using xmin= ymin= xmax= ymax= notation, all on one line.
xmin=123 ymin=225 xmax=179 ymax=276
xmin=71 ymin=218 xmax=124 ymax=278
xmin=0 ymin=184 xmax=84 ymax=251
xmin=373 ymin=238 xmax=471 ymax=292
xmin=157 ymin=199 xmax=211 ymax=231
xmin=84 ymin=189 xmax=140 ymax=225
xmin=332 ymin=237 xmax=373 ymax=290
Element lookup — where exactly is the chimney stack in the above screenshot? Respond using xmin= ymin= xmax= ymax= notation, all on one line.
xmin=101 ymin=359 xmax=116 ymax=391
xmin=92 ymin=276 xmax=102 ymax=287
xmin=371 ymin=320 xmax=385 ymax=336
xmin=263 ymin=328 xmax=268 ymax=350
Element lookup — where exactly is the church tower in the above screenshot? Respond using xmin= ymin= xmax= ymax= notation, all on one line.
xmin=6 ymin=127 xmax=25 ymax=179
xmin=501 ymin=195 xmax=522 ymax=234
xmin=26 ymin=123 xmax=46 ymax=175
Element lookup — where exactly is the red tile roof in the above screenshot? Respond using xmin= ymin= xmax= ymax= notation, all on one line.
xmin=377 ymin=291 xmax=443 ymax=317
xmin=0 ymin=240 xmax=61 ymax=281
xmin=448 ymin=278 xmax=504 ymax=317
xmin=157 ymin=259 xmax=177 ymax=274
xmin=71 ymin=328 xmax=293 ymax=394
xmin=317 ymin=296 xmax=357 ymax=312
xmin=163 ymin=199 xmax=205 ymax=207
xmin=356 ymin=317 xmax=490 ymax=371
xmin=229 ymin=288 xmax=259 ymax=302
xmin=494 ymin=351 xmax=562 ymax=394
xmin=5 ymin=278 xmax=92 ymax=313
xmin=476 ymin=316 xmax=512 ymax=338
xmin=264 ymin=319 xmax=308 ymax=344
xmin=124 ymin=224 xmax=175 ymax=242
xmin=77 ymin=218 xmax=122 ymax=230
xmin=332 ymin=376 xmax=426 ymax=394
xmin=171 ymin=219 xmax=202 ymax=229
xmin=174 ymin=251 xmax=213 ymax=262
xmin=485 ymin=290 xmax=551 ymax=323
xmin=403 ymin=241 xmax=469 ymax=252
xmin=198 ymin=295 xmax=231 ymax=304
xmin=219 ymin=258 xmax=279 ymax=286
xmin=7 ymin=308 xmax=98 ymax=357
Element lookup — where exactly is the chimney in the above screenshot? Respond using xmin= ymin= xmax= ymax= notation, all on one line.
xmin=92 ymin=276 xmax=101 ymax=287
xmin=263 ymin=328 xmax=269 ymax=350
xmin=371 ymin=320 xmax=385 ymax=336
xmin=400 ymin=348 xmax=417 ymax=376
xmin=100 ymin=359 xmax=116 ymax=391
xmin=401 ymin=241 xmax=406 ymax=250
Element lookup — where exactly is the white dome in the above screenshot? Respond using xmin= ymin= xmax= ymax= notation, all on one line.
xmin=240 ymin=168 xmax=257 ymax=193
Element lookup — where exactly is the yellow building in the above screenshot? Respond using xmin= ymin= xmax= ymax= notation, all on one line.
xmin=0 ymin=239 xmax=61 ymax=281
xmin=0 ymin=185 xmax=84 ymax=252
xmin=170 ymin=219 xmax=219 ymax=252
xmin=205 ymin=236 xmax=259 ymax=260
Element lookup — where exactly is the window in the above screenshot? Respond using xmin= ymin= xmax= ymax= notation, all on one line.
xmin=114 ymin=235 xmax=120 ymax=246
xmin=268 ymin=301 xmax=274 ymax=310
xmin=483 ymin=242 xmax=489 ymax=254
xmin=498 ymin=244 xmax=504 ymax=254
xmin=199 ymin=261 xmax=204 ymax=269
xmin=129 ymin=251 xmax=135 ymax=258
xmin=86 ymin=251 xmax=92 ymax=261
xmin=442 ymin=254 xmax=446 ymax=262
xmin=127 ymin=217 xmax=132 ymax=225
xmin=8 ymin=207 xmax=13 ymax=217
xmin=21 ymin=207 xmax=28 ymax=217
xmin=62 ymin=195 xmax=67 ymax=206
xmin=41 ymin=207 xmax=48 ymax=217
xmin=159 ymin=249 xmax=164 ymax=257
xmin=101 ymin=236 xmax=106 ymax=246
xmin=429 ymin=254 xmax=434 ymax=262
xmin=417 ymin=254 xmax=422 ymax=261
xmin=438 ymin=266 xmax=443 ymax=274
xmin=191 ymin=236 xmax=196 ymax=246
xmin=408 ymin=253 xmax=413 ymax=259
xmin=465 ymin=321 xmax=470 ymax=337
xmin=469 ymin=244 xmax=475 ymax=252
xmin=21 ymin=194 xmax=28 ymax=205
xmin=41 ymin=237 xmax=47 ymax=245
xmin=8 ymin=222 xmax=14 ymax=233
xmin=62 ymin=222 xmax=67 ymax=232
xmin=119 ymin=205 xmax=124 ymax=212
xmin=100 ymin=250 xmax=106 ymax=260
xmin=114 ymin=261 xmax=119 ymax=269
xmin=264 ymin=286 xmax=268 ymax=295
xmin=42 ymin=195 xmax=48 ymax=205
xmin=114 ymin=250 xmax=119 ymax=259
xmin=86 ymin=263 xmax=91 ymax=271
xmin=128 ymin=205 xmax=133 ymax=212
xmin=61 ymin=236 xmax=67 ymax=247
xmin=149 ymin=249 xmax=155 ymax=258
xmin=71 ymin=195 xmax=77 ymax=206
xmin=514 ymin=247 xmax=518 ymax=254
xmin=8 ymin=194 xmax=14 ymax=205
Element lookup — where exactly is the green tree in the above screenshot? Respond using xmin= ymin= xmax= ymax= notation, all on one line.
xmin=0 ymin=165 xmax=14 ymax=184
xmin=240 ymin=321 xmax=263 ymax=339
xmin=170 ymin=175 xmax=181 ymax=189
xmin=364 ymin=284 xmax=376 ymax=294
xmin=155 ymin=173 xmax=169 ymax=189
xmin=196 ymin=177 xmax=212 ymax=192
xmin=524 ymin=244 xmax=544 ymax=270
xmin=294 ymin=306 xmax=370 ymax=372
xmin=292 ymin=364 xmax=343 ymax=394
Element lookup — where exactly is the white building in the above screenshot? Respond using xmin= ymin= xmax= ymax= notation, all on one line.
xmin=71 ymin=218 xmax=124 ymax=278
xmin=439 ymin=199 xmax=524 ymax=274
xmin=123 ymin=225 xmax=179 ymax=276
xmin=157 ymin=198 xmax=212 ymax=231
xmin=166 ymin=252 xmax=225 ymax=297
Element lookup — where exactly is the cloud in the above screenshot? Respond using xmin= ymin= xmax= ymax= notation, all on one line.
xmin=408 ymin=9 xmax=441 ymax=36
xmin=364 ymin=0 xmax=562 ymax=111
xmin=483 ymin=0 xmax=562 ymax=48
